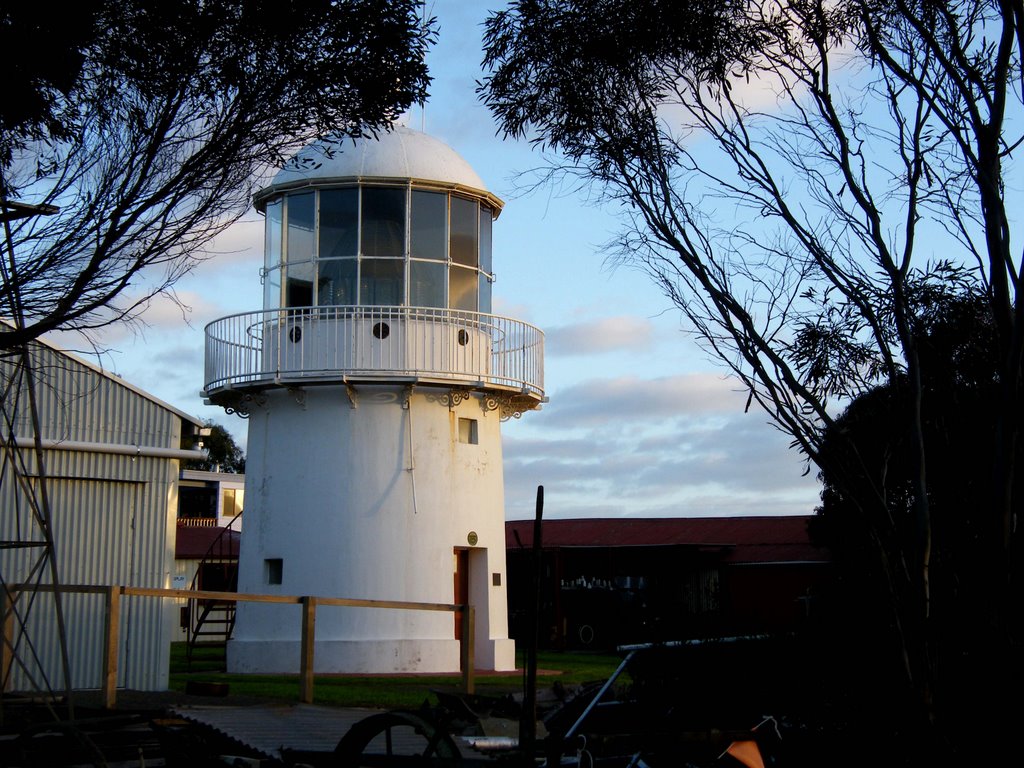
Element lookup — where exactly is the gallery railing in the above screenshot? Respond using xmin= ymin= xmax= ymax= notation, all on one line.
xmin=203 ymin=306 xmax=544 ymax=399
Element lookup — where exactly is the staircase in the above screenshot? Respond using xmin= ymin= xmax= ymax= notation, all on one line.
xmin=185 ymin=512 xmax=241 ymax=669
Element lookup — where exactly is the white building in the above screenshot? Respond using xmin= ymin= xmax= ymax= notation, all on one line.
xmin=1 ymin=334 xmax=203 ymax=692
xmin=203 ymin=127 xmax=544 ymax=673
xmin=172 ymin=470 xmax=245 ymax=643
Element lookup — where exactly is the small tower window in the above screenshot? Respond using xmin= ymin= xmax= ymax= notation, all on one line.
xmin=458 ymin=418 xmax=478 ymax=445
xmin=265 ymin=558 xmax=283 ymax=585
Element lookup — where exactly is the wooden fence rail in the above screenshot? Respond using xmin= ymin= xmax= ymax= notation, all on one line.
xmin=3 ymin=584 xmax=476 ymax=708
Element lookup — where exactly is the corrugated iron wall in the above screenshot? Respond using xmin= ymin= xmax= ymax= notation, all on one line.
xmin=1 ymin=341 xmax=187 ymax=692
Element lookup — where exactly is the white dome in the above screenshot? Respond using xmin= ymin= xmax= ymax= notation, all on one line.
xmin=261 ymin=125 xmax=492 ymax=197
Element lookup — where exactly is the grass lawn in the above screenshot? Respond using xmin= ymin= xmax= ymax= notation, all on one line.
xmin=170 ymin=643 xmax=625 ymax=709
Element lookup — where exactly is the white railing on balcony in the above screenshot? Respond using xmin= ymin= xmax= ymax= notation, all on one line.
xmin=203 ymin=306 xmax=544 ymax=399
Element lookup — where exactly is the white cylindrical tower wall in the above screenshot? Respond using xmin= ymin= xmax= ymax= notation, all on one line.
xmin=229 ymin=385 xmax=514 ymax=672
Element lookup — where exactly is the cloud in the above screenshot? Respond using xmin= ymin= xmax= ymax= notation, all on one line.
xmin=202 ymin=216 xmax=264 ymax=267
xmin=546 ymin=316 xmax=654 ymax=356
xmin=501 ymin=370 xmax=819 ymax=520
xmin=136 ymin=291 xmax=226 ymax=330
xmin=541 ymin=373 xmax=747 ymax=427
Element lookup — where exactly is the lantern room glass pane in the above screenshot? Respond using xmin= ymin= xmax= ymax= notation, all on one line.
xmin=360 ymin=258 xmax=404 ymax=305
xmin=286 ymin=192 xmax=315 ymax=263
xmin=361 ymin=187 xmax=406 ymax=257
xmin=285 ymin=260 xmax=314 ymax=307
xmin=320 ymin=188 xmax=358 ymax=259
xmin=319 ymin=258 xmax=357 ymax=306
xmin=450 ymin=197 xmax=478 ymax=267
xmin=411 ymin=190 xmax=447 ymax=261
xmin=410 ymin=261 xmax=445 ymax=308
xmin=479 ymin=274 xmax=492 ymax=314
xmin=265 ymin=199 xmax=282 ymax=269
xmin=450 ymin=265 xmax=477 ymax=311
xmin=264 ymin=265 xmax=282 ymax=309
xmin=479 ymin=207 xmax=493 ymax=275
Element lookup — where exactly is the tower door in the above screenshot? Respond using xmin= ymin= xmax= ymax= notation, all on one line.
xmin=453 ymin=548 xmax=469 ymax=639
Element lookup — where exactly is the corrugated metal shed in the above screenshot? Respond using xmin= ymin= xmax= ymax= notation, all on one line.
xmin=505 ymin=516 xmax=828 ymax=564
xmin=1 ymin=335 xmax=203 ymax=693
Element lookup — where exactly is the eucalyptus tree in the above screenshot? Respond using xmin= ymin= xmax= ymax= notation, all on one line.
xmin=0 ymin=0 xmax=435 ymax=347
xmin=480 ymin=0 xmax=1022 ymax=757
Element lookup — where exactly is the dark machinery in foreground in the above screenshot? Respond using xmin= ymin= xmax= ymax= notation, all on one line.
xmin=334 ymin=636 xmax=803 ymax=768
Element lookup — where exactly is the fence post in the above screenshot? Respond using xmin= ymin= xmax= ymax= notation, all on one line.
xmin=102 ymin=585 xmax=121 ymax=709
xmin=1 ymin=590 xmax=14 ymax=692
xmin=300 ymin=596 xmax=317 ymax=704
xmin=460 ymin=605 xmax=475 ymax=694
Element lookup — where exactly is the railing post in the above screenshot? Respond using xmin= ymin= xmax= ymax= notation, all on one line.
xmin=102 ymin=585 xmax=121 ymax=709
xmin=1 ymin=590 xmax=14 ymax=692
xmin=460 ymin=604 xmax=475 ymax=694
xmin=299 ymin=596 xmax=317 ymax=704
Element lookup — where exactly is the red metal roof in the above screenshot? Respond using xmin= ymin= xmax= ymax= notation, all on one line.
xmin=175 ymin=525 xmax=240 ymax=560
xmin=505 ymin=516 xmax=827 ymax=565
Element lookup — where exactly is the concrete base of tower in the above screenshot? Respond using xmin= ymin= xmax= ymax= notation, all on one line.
xmin=485 ymin=638 xmax=516 ymax=672
xmin=226 ymin=637 xmax=516 ymax=674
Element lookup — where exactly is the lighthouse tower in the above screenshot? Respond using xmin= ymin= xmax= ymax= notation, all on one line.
xmin=202 ymin=127 xmax=544 ymax=673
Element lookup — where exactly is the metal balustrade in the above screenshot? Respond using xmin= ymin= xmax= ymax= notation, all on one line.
xmin=203 ymin=306 xmax=544 ymax=400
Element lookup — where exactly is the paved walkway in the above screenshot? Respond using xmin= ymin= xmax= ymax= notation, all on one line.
xmin=173 ymin=703 xmax=385 ymax=758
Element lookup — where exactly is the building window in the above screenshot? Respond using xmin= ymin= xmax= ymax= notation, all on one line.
xmin=222 ymin=488 xmax=243 ymax=519
xmin=265 ymin=558 xmax=283 ymax=585
xmin=458 ymin=418 xmax=478 ymax=445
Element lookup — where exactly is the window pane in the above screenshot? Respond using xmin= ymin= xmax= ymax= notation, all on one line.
xmin=450 ymin=265 xmax=476 ymax=311
xmin=450 ymin=196 xmax=478 ymax=267
xmin=479 ymin=207 xmax=493 ymax=275
xmin=285 ymin=260 xmax=314 ymax=307
xmin=360 ymin=258 xmax=404 ymax=305
xmin=411 ymin=190 xmax=447 ymax=261
xmin=320 ymin=188 xmax=358 ymax=259
xmin=286 ymin=192 xmax=316 ymax=263
xmin=410 ymin=261 xmax=445 ymax=308
xmin=478 ymin=273 xmax=492 ymax=314
xmin=361 ymin=187 xmax=406 ymax=257
xmin=264 ymin=266 xmax=282 ymax=309
xmin=319 ymin=258 xmax=357 ymax=306
xmin=265 ymin=200 xmax=282 ymax=269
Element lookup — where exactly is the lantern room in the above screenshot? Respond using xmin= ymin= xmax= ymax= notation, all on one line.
xmin=203 ymin=126 xmax=544 ymax=674
xmin=260 ymin=184 xmax=498 ymax=314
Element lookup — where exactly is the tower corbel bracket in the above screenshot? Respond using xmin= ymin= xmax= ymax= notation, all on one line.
xmin=402 ymin=385 xmax=414 ymax=410
xmin=483 ymin=394 xmax=530 ymax=421
xmin=425 ymin=389 xmax=468 ymax=410
xmin=345 ymin=384 xmax=358 ymax=409
xmin=223 ymin=392 xmax=267 ymax=419
xmin=288 ymin=387 xmax=307 ymax=410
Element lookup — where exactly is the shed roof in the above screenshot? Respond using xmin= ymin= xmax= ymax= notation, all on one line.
xmin=175 ymin=526 xmax=240 ymax=560
xmin=6 ymin=324 xmax=203 ymax=428
xmin=505 ymin=516 xmax=827 ymax=565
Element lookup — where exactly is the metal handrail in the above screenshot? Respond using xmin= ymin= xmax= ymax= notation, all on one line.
xmin=203 ymin=305 xmax=544 ymax=398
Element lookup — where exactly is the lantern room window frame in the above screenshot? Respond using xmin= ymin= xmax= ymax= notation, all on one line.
xmin=261 ymin=183 xmax=497 ymax=313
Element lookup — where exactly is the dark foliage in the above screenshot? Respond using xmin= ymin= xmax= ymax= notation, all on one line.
xmin=480 ymin=0 xmax=768 ymax=168
xmin=810 ymin=287 xmax=1016 ymax=759
xmin=186 ymin=422 xmax=245 ymax=473
xmin=0 ymin=3 xmax=103 ymax=161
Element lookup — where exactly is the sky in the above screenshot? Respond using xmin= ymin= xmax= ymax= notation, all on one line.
xmin=56 ymin=2 xmax=822 ymax=521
